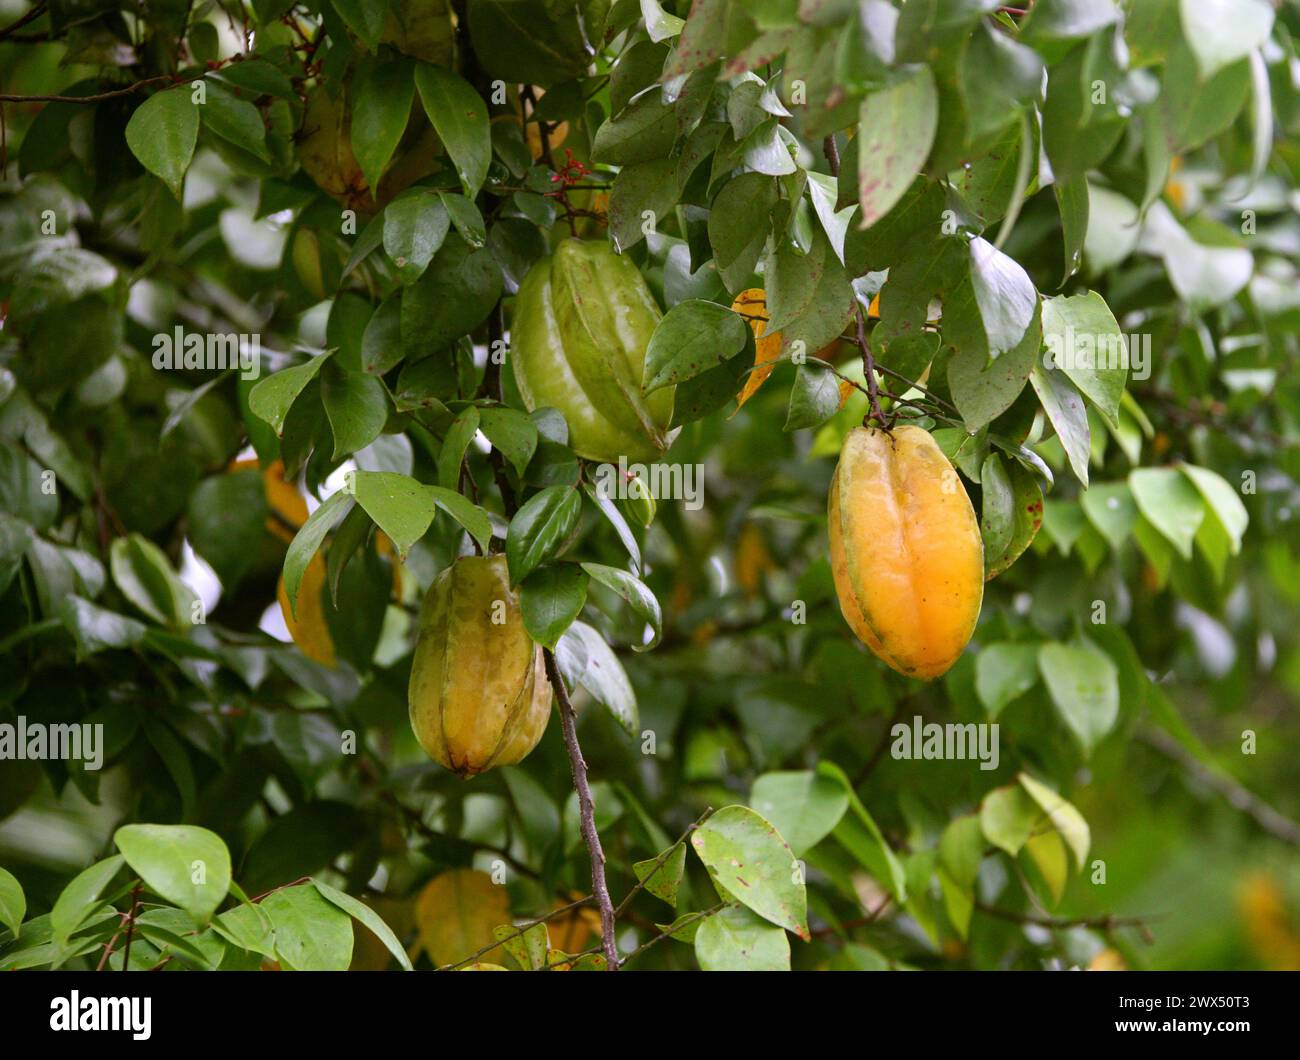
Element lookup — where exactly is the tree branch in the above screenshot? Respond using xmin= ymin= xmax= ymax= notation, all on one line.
xmin=0 ymin=74 xmax=178 ymax=104
xmin=543 ymin=647 xmax=620 ymax=970
xmin=1140 ymin=727 xmax=1300 ymax=848
xmin=0 ymin=2 xmax=46 ymax=44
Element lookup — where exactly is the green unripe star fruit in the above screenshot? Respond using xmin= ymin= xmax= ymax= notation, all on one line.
xmin=408 ymin=555 xmax=551 ymax=777
xmin=511 ymin=239 xmax=675 ymax=464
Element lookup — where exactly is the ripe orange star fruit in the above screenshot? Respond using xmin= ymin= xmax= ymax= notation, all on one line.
xmin=731 ymin=288 xmax=781 ymax=413
xmin=828 ymin=426 xmax=983 ymax=680
xmin=408 ymin=555 xmax=551 ymax=777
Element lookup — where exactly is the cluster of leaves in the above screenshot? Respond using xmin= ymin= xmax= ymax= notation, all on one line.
xmin=1 ymin=0 xmax=1299 ymax=971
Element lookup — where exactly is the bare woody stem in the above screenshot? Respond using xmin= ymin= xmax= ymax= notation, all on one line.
xmin=823 ymin=134 xmax=888 ymax=430
xmin=543 ymin=647 xmax=620 ymax=970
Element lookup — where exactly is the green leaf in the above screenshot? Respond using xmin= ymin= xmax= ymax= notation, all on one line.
xmin=415 ymin=63 xmax=491 ymax=198
xmin=321 ymin=363 xmax=388 ymax=459
xmin=1054 ymin=177 xmax=1089 ymax=282
xmin=644 ymin=299 xmax=750 ymax=394
xmin=1080 ymin=481 xmax=1137 ymax=549
xmin=1086 ymin=183 xmax=1141 ymax=273
xmin=439 ymin=192 xmax=487 ymax=248
xmin=749 ymin=770 xmax=849 ymax=857
xmin=506 ymin=485 xmax=582 ymax=586
xmin=1018 ymin=772 xmax=1090 ymax=870
xmin=401 ymin=239 xmax=502 ymax=350
xmin=1128 ymin=466 xmax=1205 ymax=559
xmin=249 ymin=353 xmax=330 ymax=435
xmin=331 ymin=0 xmax=387 ymax=47
xmin=1030 ymin=357 xmax=1091 ymax=487
xmin=1038 ymin=640 xmax=1120 ymax=755
xmin=938 ymin=815 xmax=984 ymax=940
xmin=313 ymin=879 xmax=412 ymax=971
xmin=58 ymin=595 xmax=147 ymax=656
xmin=818 ymin=761 xmax=907 ymax=901
xmin=344 ymin=470 xmax=427 ymax=556
xmin=632 ymin=842 xmax=688 ymax=908
xmin=691 ymin=805 xmax=808 ymax=938
xmin=583 ymin=481 xmax=643 ymax=574
xmin=520 ymin=563 xmax=589 ymax=649
xmin=609 ymin=158 xmax=680 ymax=252
xmin=282 ymin=490 xmax=352 ymax=615
xmin=383 ymin=191 xmax=450 ymax=283
xmin=579 ymin=562 xmax=662 ymax=651
xmin=479 ymin=406 xmax=539 ymax=477
xmin=51 ymin=855 xmax=124 ymax=946
xmin=694 ymin=904 xmax=790 ymax=971
xmin=0 ymin=866 xmax=25 ymax=939
xmin=707 ymin=172 xmax=779 ymax=292
xmin=437 ymin=406 xmax=481 ymax=490
xmin=984 ymin=454 xmax=1044 ymax=578
xmin=109 ymin=534 xmax=197 ymax=628
xmin=1041 ymin=291 xmax=1127 ymax=426
xmin=975 ymin=642 xmax=1040 ymax=716
xmin=0 ymin=444 xmax=58 ymax=530
xmin=1024 ymin=0 xmax=1121 ymax=39
xmin=200 ymin=82 xmax=270 ymax=162
xmin=427 ymin=485 xmax=493 ymax=555
xmin=1180 ymin=463 xmax=1247 ymax=555
xmin=979 ymin=783 xmax=1040 ymax=857
xmin=947 ymin=306 xmax=1041 ymax=432
xmin=352 ymin=56 xmax=415 ymax=195
xmin=360 ymin=292 xmax=403 ymax=376
xmin=784 ymin=362 xmax=842 ymax=431
xmin=1179 ymin=0 xmax=1273 ymax=79
xmin=979 ymin=452 xmax=1015 ymax=569
xmin=262 ymin=884 xmax=353 ymax=970
xmin=555 ymin=619 xmax=638 ymax=736
xmin=856 ymin=65 xmax=938 ymax=228
xmin=125 ymin=89 xmax=199 ymax=199
xmin=114 ymin=824 xmax=231 ymax=924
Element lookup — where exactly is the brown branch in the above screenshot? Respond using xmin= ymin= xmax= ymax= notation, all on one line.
xmin=1140 ymin=727 xmax=1300 ymax=848
xmin=438 ymin=893 xmax=595 ymax=971
xmin=852 ymin=303 xmax=889 ymax=429
xmin=976 ymin=901 xmax=1162 ymax=938
xmin=0 ymin=74 xmax=178 ymax=104
xmin=544 ymin=647 xmax=620 ymax=970
xmin=0 ymin=2 xmax=46 ymax=44
xmin=119 ymin=883 xmax=143 ymax=971
xmin=823 ymin=134 xmax=841 ymax=178
xmin=619 ymin=903 xmax=727 ymax=967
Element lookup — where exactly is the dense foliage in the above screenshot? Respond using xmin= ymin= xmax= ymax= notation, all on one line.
xmin=1 ymin=0 xmax=1298 ymax=972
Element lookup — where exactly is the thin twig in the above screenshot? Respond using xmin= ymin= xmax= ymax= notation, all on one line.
xmin=613 ymin=808 xmax=714 ymax=919
xmin=119 ymin=883 xmax=142 ymax=971
xmin=852 ymin=303 xmax=889 ymax=428
xmin=0 ymin=74 xmax=178 ymax=104
xmin=976 ymin=902 xmax=1162 ymax=935
xmin=439 ymin=894 xmax=595 ymax=971
xmin=544 ymin=648 xmax=620 ymax=970
xmin=619 ymin=903 xmax=728 ymax=967
xmin=0 ymin=2 xmax=46 ymax=44
xmin=1140 ymin=727 xmax=1300 ymax=848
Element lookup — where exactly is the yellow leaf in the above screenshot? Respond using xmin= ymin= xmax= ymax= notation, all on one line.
xmin=415 ymin=869 xmax=511 ymax=967
xmin=731 ymin=288 xmax=780 ymax=413
xmin=734 ymin=522 xmax=773 ymax=598
xmin=1086 ymin=948 xmax=1127 ymax=971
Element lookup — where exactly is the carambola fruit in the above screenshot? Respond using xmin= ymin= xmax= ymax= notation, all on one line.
xmin=511 ymin=239 xmax=674 ymax=463
xmin=828 ymin=426 xmax=983 ymax=680
xmin=408 ymin=555 xmax=551 ymax=776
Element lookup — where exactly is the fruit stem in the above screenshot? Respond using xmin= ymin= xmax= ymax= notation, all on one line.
xmin=853 ymin=302 xmax=890 ymax=430
xmin=543 ymin=648 xmax=621 ymax=970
